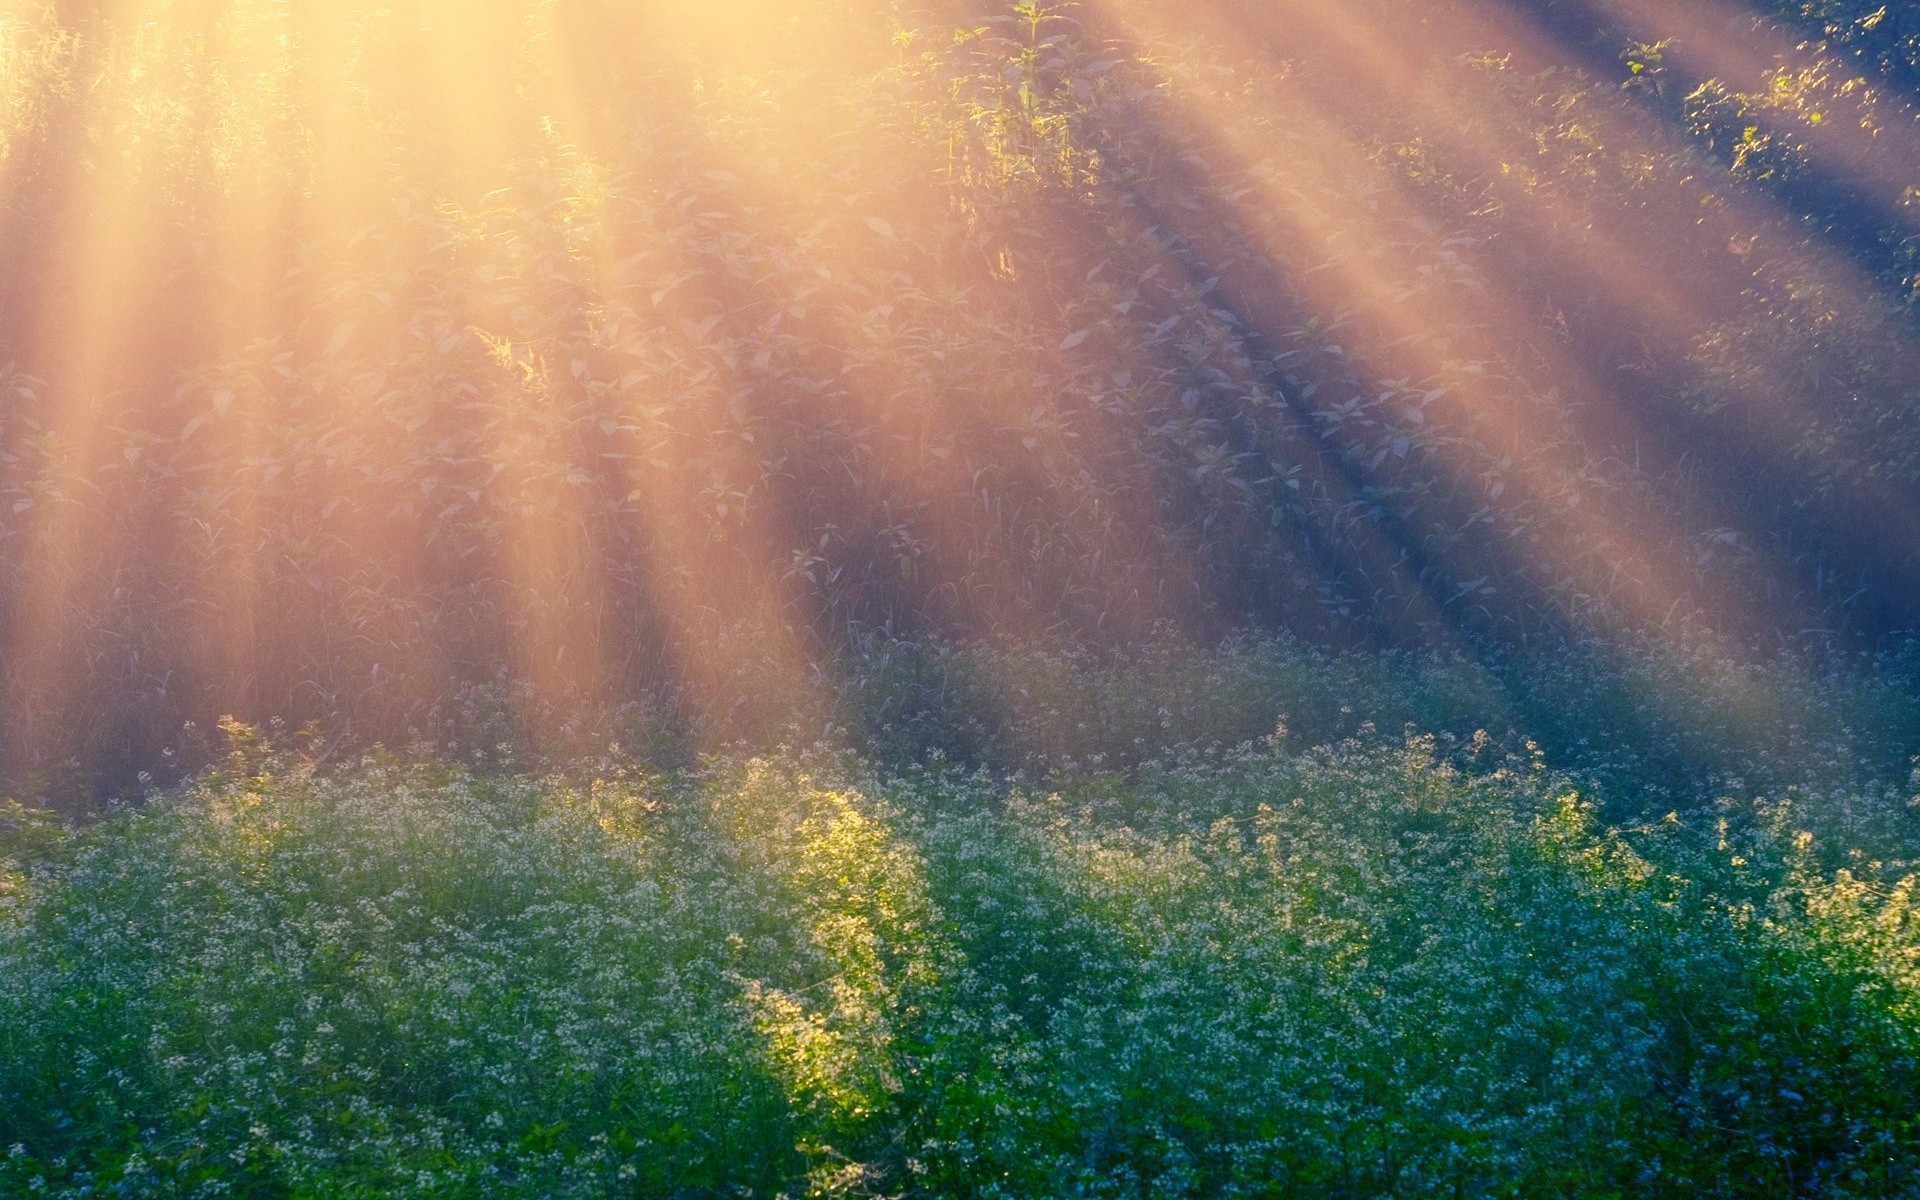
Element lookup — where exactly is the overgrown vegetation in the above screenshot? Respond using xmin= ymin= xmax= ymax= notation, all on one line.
xmin=4 ymin=0 xmax=1920 ymax=1194
xmin=3 ymin=726 xmax=1918 ymax=1198
xmin=5 ymin=631 xmax=1920 ymax=1196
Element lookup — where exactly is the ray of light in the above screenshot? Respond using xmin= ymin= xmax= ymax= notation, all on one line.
xmin=1082 ymin=0 xmax=1920 ymax=636
xmin=2 ymin=0 xmax=1915 ymax=789
xmin=1556 ymin=0 xmax=1920 ymax=246
xmin=1063 ymin=0 xmax=1764 ymax=638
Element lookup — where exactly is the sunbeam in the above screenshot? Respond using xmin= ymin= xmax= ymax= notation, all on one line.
xmin=5 ymin=4 xmax=1920 ymax=1191
xmin=2 ymin=0 xmax=1918 ymax=789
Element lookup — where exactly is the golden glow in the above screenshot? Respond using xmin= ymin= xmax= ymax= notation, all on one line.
xmin=1 ymin=0 xmax=1914 ymax=784
xmin=1081 ymin=0 xmax=1767 ymax=639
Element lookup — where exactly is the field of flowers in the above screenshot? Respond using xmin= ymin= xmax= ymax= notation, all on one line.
xmin=5 ymin=667 xmax=1919 ymax=1197
xmin=4 ymin=3 xmax=1920 ymax=1193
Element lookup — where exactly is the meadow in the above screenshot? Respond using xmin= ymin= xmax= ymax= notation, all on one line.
xmin=6 ymin=636 xmax=1920 ymax=1198
xmin=6 ymin=0 xmax=1920 ymax=1194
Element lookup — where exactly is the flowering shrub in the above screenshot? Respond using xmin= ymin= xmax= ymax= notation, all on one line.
xmin=3 ymin=731 xmax=1916 ymax=1197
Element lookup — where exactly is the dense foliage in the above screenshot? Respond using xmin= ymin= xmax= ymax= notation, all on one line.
xmin=4 ymin=729 xmax=1919 ymax=1198
xmin=5 ymin=631 xmax=1920 ymax=1196
xmin=2 ymin=0 xmax=1920 ymax=793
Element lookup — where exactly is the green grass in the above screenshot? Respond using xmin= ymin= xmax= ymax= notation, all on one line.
xmin=4 ymin=712 xmax=1918 ymax=1197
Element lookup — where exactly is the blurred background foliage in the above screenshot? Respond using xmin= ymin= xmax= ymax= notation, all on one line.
xmin=1 ymin=0 xmax=1919 ymax=800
